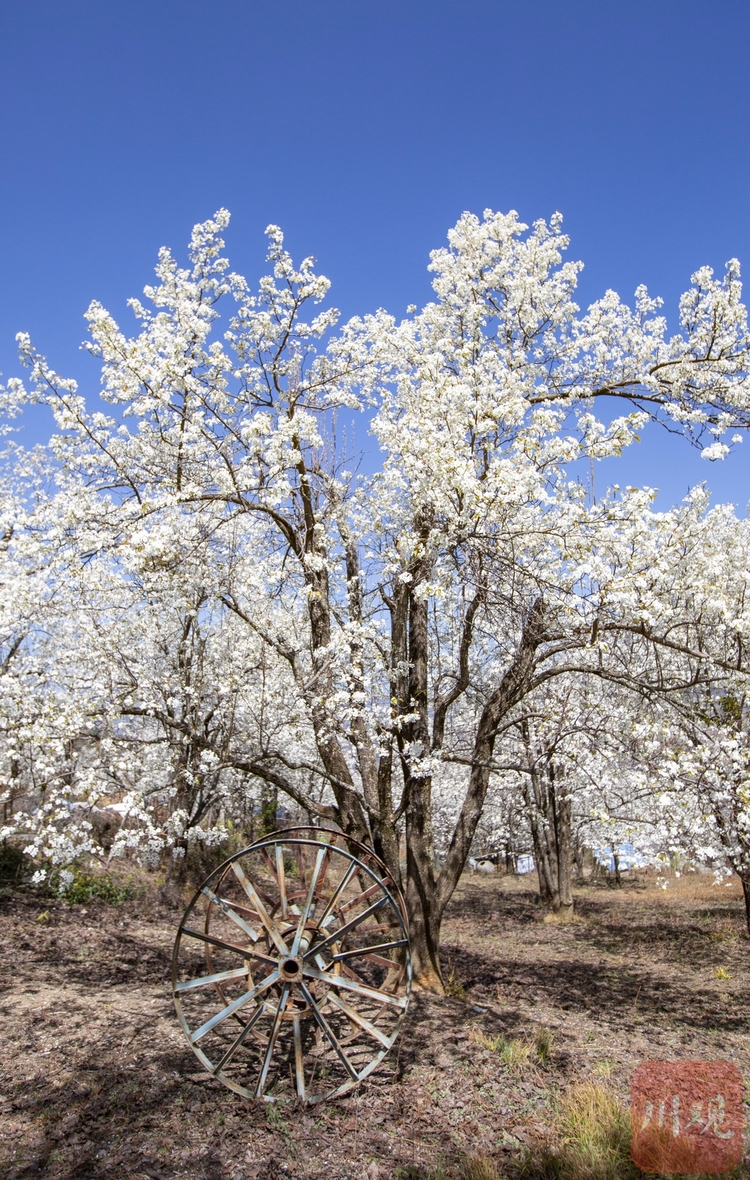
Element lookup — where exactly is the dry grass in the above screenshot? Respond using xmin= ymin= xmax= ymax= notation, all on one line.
xmin=519 ymin=1083 xmax=636 ymax=1180
xmin=709 ymin=916 xmax=739 ymax=942
xmin=460 ymin=1154 xmax=502 ymax=1180
xmin=652 ymin=871 xmax=744 ymax=901
xmin=534 ymin=1026 xmax=555 ymax=1064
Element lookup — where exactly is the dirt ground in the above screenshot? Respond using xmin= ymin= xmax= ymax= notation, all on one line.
xmin=1 ymin=870 xmax=748 ymax=1180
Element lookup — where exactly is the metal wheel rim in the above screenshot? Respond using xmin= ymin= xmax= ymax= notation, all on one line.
xmin=172 ymin=827 xmax=412 ymax=1102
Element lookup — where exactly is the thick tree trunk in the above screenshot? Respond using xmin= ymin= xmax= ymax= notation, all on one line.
xmin=404 ymin=799 xmax=443 ymax=990
xmin=306 ymin=564 xmax=371 ymax=845
xmin=341 ymin=528 xmax=402 ymax=889
xmin=400 ymin=587 xmax=444 ymax=990
xmin=425 ymin=597 xmax=549 ymax=982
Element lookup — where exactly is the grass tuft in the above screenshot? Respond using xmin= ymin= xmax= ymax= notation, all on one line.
xmin=517 ymin=1083 xmax=636 ymax=1180
xmin=468 ymin=1026 xmax=532 ymax=1067
xmin=469 ymin=1024 xmax=554 ymax=1068
xmin=713 ymin=965 xmax=732 ymax=979
xmin=534 ymin=1026 xmax=555 ymax=1063
xmin=444 ymin=968 xmax=465 ymax=998
xmin=460 ymin=1154 xmax=501 ymax=1180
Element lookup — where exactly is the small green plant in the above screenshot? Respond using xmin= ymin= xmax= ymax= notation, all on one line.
xmin=714 ymin=965 xmax=732 ymax=979
xmin=444 ymin=967 xmax=465 ymax=998
xmin=499 ymin=1036 xmax=532 ymax=1068
xmin=265 ymin=1103 xmax=283 ymax=1130
xmin=468 ymin=1026 xmax=504 ymax=1052
xmin=264 ymin=1102 xmax=298 ymax=1156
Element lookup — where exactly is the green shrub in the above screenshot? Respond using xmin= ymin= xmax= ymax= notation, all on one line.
xmin=48 ymin=866 xmax=140 ymax=905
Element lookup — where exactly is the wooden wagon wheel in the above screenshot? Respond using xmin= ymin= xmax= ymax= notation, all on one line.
xmin=172 ymin=826 xmax=412 ymax=1102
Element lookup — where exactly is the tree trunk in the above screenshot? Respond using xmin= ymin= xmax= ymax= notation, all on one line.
xmin=306 ymin=563 xmax=371 ymax=845
xmin=613 ymin=850 xmax=622 ymax=887
xmin=258 ymin=784 xmax=278 ymax=836
xmin=427 ymin=597 xmax=549 ymax=981
xmin=519 ymin=720 xmax=561 ymax=909
xmin=404 ymin=800 xmax=443 ymax=990
xmin=550 ymin=769 xmax=574 ymax=916
xmin=524 ymin=782 xmax=558 ymax=905
xmin=742 ymin=877 xmax=750 ymax=937
xmin=400 ymin=586 xmax=443 ymax=990
xmin=572 ymin=833 xmax=585 ymax=879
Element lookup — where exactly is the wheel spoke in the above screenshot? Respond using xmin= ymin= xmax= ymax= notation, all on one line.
xmin=231 ymin=861 xmax=288 ymax=954
xmin=304 ymin=894 xmax=388 ymax=959
xmin=180 ymin=926 xmax=277 ymax=967
xmin=213 ymin=998 xmax=268 ymax=1074
xmin=291 ymin=846 xmax=327 ymax=954
xmin=191 ymin=968 xmax=281 ymax=1043
xmin=340 ymin=879 xmax=389 ymax=914
xmin=175 ymin=965 xmax=253 ymax=993
xmin=316 ymin=860 xmax=358 ymax=929
xmin=255 ymin=983 xmax=291 ymax=1096
xmin=299 ymin=982 xmax=359 ymax=1081
xmin=201 ymin=886 xmax=260 ymax=942
xmin=331 ymin=939 xmax=408 ymax=963
xmin=293 ymin=1013 xmax=305 ymax=1100
xmin=302 ymin=964 xmax=407 ymax=1008
xmin=326 ymin=992 xmax=392 ymax=1048
xmin=275 ymin=844 xmax=288 ymax=919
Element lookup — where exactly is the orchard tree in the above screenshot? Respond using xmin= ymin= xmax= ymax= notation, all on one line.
xmin=3 ymin=209 xmax=750 ymax=989
xmin=643 ymin=508 xmax=750 ymax=931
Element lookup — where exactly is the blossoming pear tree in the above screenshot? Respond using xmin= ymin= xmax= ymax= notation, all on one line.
xmin=3 ymin=208 xmax=750 ymax=989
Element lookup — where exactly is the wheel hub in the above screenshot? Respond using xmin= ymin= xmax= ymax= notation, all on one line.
xmin=279 ymin=955 xmax=303 ymax=980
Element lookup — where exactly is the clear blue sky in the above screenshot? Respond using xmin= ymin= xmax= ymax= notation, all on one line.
xmin=1 ymin=0 xmax=749 ymax=510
